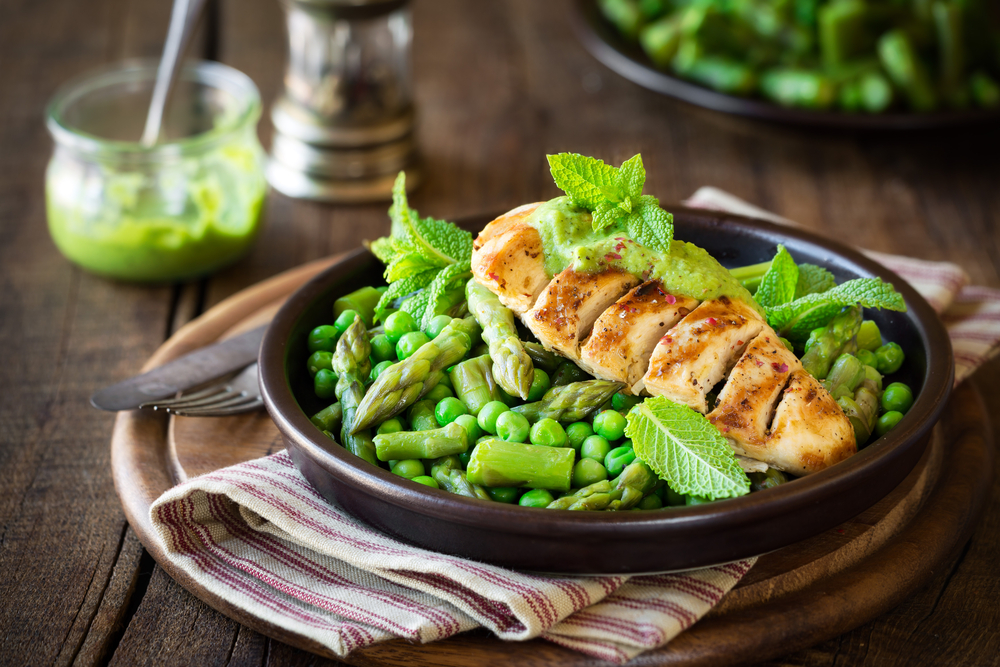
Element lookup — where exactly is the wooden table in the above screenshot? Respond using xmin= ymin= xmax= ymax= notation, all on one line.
xmin=1 ymin=1 xmax=998 ymax=665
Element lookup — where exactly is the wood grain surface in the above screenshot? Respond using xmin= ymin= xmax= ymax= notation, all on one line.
xmin=2 ymin=0 xmax=1000 ymax=665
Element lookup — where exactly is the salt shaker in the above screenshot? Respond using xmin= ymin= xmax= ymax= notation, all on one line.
xmin=267 ymin=0 xmax=419 ymax=202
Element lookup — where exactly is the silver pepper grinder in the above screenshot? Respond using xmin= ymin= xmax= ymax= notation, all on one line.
xmin=267 ymin=0 xmax=420 ymax=202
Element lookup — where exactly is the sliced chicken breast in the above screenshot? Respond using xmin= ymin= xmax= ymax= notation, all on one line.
xmin=757 ymin=370 xmax=857 ymax=474
xmin=642 ymin=297 xmax=765 ymax=412
xmin=524 ymin=268 xmax=640 ymax=358
xmin=470 ymin=203 xmax=548 ymax=314
xmin=707 ymin=330 xmax=802 ymax=445
xmin=579 ymin=281 xmax=699 ymax=391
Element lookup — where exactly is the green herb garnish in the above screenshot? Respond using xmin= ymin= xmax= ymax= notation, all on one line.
xmin=766 ymin=278 xmax=906 ymax=342
xmin=546 ymin=152 xmax=674 ymax=253
xmin=625 ymin=396 xmax=750 ymax=501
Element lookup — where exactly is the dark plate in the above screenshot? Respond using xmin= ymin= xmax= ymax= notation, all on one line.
xmin=259 ymin=207 xmax=953 ymax=574
xmin=572 ymin=0 xmax=1000 ymax=130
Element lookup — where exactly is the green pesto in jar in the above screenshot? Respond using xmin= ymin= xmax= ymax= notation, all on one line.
xmin=525 ymin=196 xmax=759 ymax=312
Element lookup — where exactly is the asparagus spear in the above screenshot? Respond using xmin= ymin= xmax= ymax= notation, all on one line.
xmin=373 ymin=421 xmax=468 ymax=461
xmin=331 ymin=317 xmax=378 ymax=466
xmin=430 ymin=455 xmax=491 ymax=500
xmin=465 ymin=439 xmax=575 ymax=491
xmin=466 ymin=279 xmax=534 ymax=399
xmin=449 ymin=355 xmax=503 ymax=415
xmin=546 ymin=460 xmax=657 ymax=511
xmin=800 ymin=306 xmax=862 ymax=380
xmin=878 ymin=29 xmax=938 ymax=111
xmin=512 ymin=380 xmax=624 ymax=423
xmin=407 ymin=399 xmax=439 ymax=431
xmin=523 ymin=342 xmax=562 ymax=372
xmin=310 ymin=402 xmax=342 ymax=433
xmin=351 ymin=317 xmax=477 ymax=432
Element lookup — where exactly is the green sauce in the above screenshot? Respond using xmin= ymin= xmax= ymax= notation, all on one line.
xmin=46 ymin=136 xmax=266 ymax=282
xmin=526 ymin=197 xmax=759 ymax=311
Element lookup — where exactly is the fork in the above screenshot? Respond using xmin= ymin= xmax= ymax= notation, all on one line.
xmin=139 ymin=362 xmax=263 ymax=416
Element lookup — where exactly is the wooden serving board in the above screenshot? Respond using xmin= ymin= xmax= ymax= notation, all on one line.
xmin=111 ymin=256 xmax=995 ymax=667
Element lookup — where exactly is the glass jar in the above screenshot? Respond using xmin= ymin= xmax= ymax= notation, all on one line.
xmin=45 ymin=60 xmax=267 ymax=282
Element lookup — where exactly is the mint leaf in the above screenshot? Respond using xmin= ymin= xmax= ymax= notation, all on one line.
xmin=593 ymin=199 xmax=629 ymax=232
xmin=625 ymin=396 xmax=750 ymax=500
xmin=421 ymin=262 xmax=472 ymax=328
xmin=794 ymin=263 xmax=837 ymax=299
xmin=547 ymin=153 xmax=623 ymax=209
xmin=618 ymin=154 xmax=645 ymax=199
xmin=373 ymin=270 xmax=436 ymax=323
xmin=766 ymin=278 xmax=906 ymax=341
xmin=626 ymin=196 xmax=674 ymax=253
xmin=385 ymin=252 xmax=442 ymax=283
xmin=388 ymin=172 xmax=473 ymax=270
xmin=754 ymin=245 xmax=799 ymax=309
xmin=400 ymin=287 xmax=433 ymax=319
xmin=367 ymin=236 xmax=398 ymax=265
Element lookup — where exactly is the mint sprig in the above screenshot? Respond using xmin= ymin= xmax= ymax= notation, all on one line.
xmin=766 ymin=278 xmax=906 ymax=342
xmin=754 ymin=245 xmax=799 ymax=309
xmin=625 ymin=396 xmax=750 ymax=501
xmin=546 ymin=152 xmax=674 ymax=253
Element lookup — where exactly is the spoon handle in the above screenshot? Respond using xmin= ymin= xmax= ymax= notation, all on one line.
xmin=141 ymin=0 xmax=208 ymax=147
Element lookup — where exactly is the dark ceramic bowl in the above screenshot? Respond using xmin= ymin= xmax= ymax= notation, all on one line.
xmin=572 ymin=0 xmax=1000 ymax=131
xmin=259 ymin=208 xmax=953 ymax=574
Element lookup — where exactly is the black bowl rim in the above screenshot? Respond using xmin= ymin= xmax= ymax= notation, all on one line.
xmin=259 ymin=206 xmax=953 ymax=541
xmin=571 ymin=0 xmax=1000 ymax=131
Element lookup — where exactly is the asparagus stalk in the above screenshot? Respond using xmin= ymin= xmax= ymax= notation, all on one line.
xmin=373 ymin=421 xmax=468 ymax=461
xmin=466 ymin=279 xmax=534 ymax=399
xmin=523 ymin=342 xmax=563 ymax=372
xmin=546 ymin=460 xmax=657 ymax=511
xmin=430 ymin=455 xmax=491 ymax=500
xmin=310 ymin=402 xmax=342 ymax=433
xmin=800 ymin=306 xmax=863 ymax=380
xmin=449 ymin=355 xmax=503 ymax=415
xmin=465 ymin=439 xmax=575 ymax=492
xmin=351 ymin=317 xmax=477 ymax=432
xmin=333 ymin=286 xmax=382 ymax=327
xmin=823 ymin=353 xmax=865 ymax=397
xmin=512 ymin=380 xmax=624 ymax=423
xmin=331 ymin=318 xmax=378 ymax=465
xmin=547 ymin=480 xmax=614 ymax=511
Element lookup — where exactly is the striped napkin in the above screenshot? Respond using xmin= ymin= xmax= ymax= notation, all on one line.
xmin=149 ymin=190 xmax=1000 ymax=664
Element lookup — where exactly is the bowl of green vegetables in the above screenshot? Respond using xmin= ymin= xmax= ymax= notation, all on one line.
xmin=259 ymin=190 xmax=952 ymax=574
xmin=574 ymin=0 xmax=1000 ymax=128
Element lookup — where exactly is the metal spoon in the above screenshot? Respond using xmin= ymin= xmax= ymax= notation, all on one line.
xmin=140 ymin=0 xmax=208 ymax=146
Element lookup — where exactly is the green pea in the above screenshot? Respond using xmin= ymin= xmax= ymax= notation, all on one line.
xmin=611 ymin=392 xmax=640 ymax=412
xmin=425 ymin=383 xmax=454 ymax=403
xmin=334 ymin=309 xmax=361 ymax=334
xmin=377 ymin=418 xmax=405 ymax=435
xmin=410 ymin=475 xmax=440 ymax=489
xmin=593 ymin=410 xmax=627 ymax=441
xmin=881 ymin=382 xmax=914 ymax=414
xmin=384 ymin=311 xmax=417 ymax=344
xmin=663 ymin=485 xmax=686 ymax=506
xmin=391 ymin=459 xmax=425 ymax=480
xmin=855 ymin=348 xmax=878 ymax=369
xmin=425 ymin=314 xmax=454 ymax=339
xmin=496 ymin=411 xmax=530 ymax=443
xmin=370 ymin=359 xmax=393 ymax=383
xmin=519 ymin=488 xmax=555 ymax=508
xmin=875 ymin=342 xmax=905 ymax=375
xmin=566 ymin=422 xmax=593 ymax=450
xmin=478 ymin=400 xmax=509 ymax=435
xmin=573 ymin=458 xmax=608 ymax=487
xmin=435 ymin=396 xmax=469 ymax=426
xmin=437 ymin=373 xmax=454 ymax=390
xmin=857 ymin=320 xmax=883 ymax=351
xmin=529 ymin=418 xmax=568 ymax=447
xmin=604 ymin=445 xmax=636 ymax=477
xmin=306 ymin=350 xmax=334 ymax=376
xmin=370 ymin=334 xmax=396 ymax=363
xmin=396 ymin=331 xmax=430 ymax=360
xmin=486 ymin=487 xmax=522 ymax=504
xmin=875 ymin=410 xmax=904 ymax=437
xmin=635 ymin=494 xmax=663 ymax=510
xmin=685 ymin=495 xmax=713 ymax=506
xmin=313 ymin=369 xmax=338 ymax=399
xmin=580 ymin=434 xmax=611 ymax=462
xmin=454 ymin=414 xmax=482 ymax=441
xmin=526 ymin=369 xmax=551 ymax=402
xmin=307 ymin=325 xmax=339 ymax=353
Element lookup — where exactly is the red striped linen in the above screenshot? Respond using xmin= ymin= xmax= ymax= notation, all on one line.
xmin=149 ymin=190 xmax=995 ymax=663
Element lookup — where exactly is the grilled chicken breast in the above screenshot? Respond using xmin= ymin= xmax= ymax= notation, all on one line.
xmin=579 ymin=281 xmax=698 ymax=391
xmin=469 ymin=204 xmax=857 ymax=476
xmin=642 ymin=297 xmax=765 ymax=412
xmin=524 ymin=268 xmax=640 ymax=358
xmin=470 ymin=203 xmax=548 ymax=314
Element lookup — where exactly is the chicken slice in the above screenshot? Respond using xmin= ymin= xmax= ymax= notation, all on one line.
xmin=642 ymin=296 xmax=765 ymax=412
xmin=524 ymin=268 xmax=640 ymax=358
xmin=578 ymin=281 xmax=699 ymax=391
xmin=470 ymin=202 xmax=548 ymax=314
xmin=707 ymin=330 xmax=802 ymax=446
xmin=756 ymin=370 xmax=857 ymax=475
